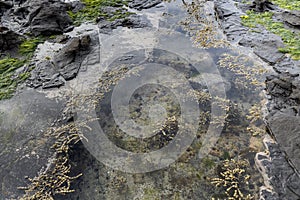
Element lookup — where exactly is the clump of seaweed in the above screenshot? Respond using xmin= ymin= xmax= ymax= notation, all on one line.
xmin=270 ymin=0 xmax=300 ymax=11
xmin=0 ymin=58 xmax=28 ymax=100
xmin=187 ymin=89 xmax=212 ymax=104
xmin=18 ymin=122 xmax=86 ymax=200
xmin=241 ymin=10 xmax=300 ymax=60
xmin=180 ymin=0 xmax=228 ymax=48
xmin=19 ymin=37 xmax=44 ymax=57
xmin=246 ymin=104 xmax=265 ymax=136
xmin=218 ymin=53 xmax=266 ymax=90
xmin=211 ymin=159 xmax=254 ymax=200
xmin=153 ymin=115 xmax=179 ymax=147
xmin=67 ymin=0 xmax=133 ymax=25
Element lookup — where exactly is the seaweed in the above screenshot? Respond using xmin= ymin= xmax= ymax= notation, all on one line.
xmin=241 ymin=10 xmax=300 ymax=60
xmin=68 ymin=0 xmax=133 ymax=25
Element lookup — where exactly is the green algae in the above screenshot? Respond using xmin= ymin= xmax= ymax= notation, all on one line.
xmin=202 ymin=157 xmax=216 ymax=169
xmin=0 ymin=37 xmax=44 ymax=100
xmin=271 ymin=0 xmax=300 ymax=11
xmin=241 ymin=10 xmax=300 ymax=60
xmin=0 ymin=58 xmax=27 ymax=100
xmin=19 ymin=37 xmax=44 ymax=57
xmin=68 ymin=0 xmax=133 ymax=25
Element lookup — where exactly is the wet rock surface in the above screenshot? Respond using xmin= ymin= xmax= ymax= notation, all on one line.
xmin=128 ymin=0 xmax=163 ymax=10
xmin=256 ymin=136 xmax=300 ymax=200
xmin=0 ymin=90 xmax=64 ymax=199
xmin=1 ymin=0 xmax=73 ymax=36
xmin=0 ymin=0 xmax=300 ymax=199
xmin=27 ymin=35 xmax=92 ymax=89
xmin=97 ymin=14 xmax=150 ymax=34
xmin=214 ymin=0 xmax=300 ymax=199
xmin=282 ymin=10 xmax=300 ymax=27
xmin=0 ymin=0 xmax=165 ymax=199
xmin=0 ymin=29 xmax=24 ymax=57
xmin=268 ymin=114 xmax=300 ymax=172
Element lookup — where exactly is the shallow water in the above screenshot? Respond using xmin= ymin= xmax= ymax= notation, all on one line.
xmin=58 ymin=0 xmax=268 ymax=199
xmin=0 ymin=0 xmax=270 ymax=199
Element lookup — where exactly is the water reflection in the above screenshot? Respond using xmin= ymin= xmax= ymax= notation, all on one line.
xmin=61 ymin=0 xmax=268 ymax=199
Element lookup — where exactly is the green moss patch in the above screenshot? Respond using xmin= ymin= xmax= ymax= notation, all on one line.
xmin=241 ymin=10 xmax=300 ymax=60
xmin=271 ymin=0 xmax=300 ymax=11
xmin=0 ymin=37 xmax=44 ymax=100
xmin=19 ymin=37 xmax=44 ymax=57
xmin=0 ymin=58 xmax=27 ymax=100
xmin=68 ymin=0 xmax=133 ymax=25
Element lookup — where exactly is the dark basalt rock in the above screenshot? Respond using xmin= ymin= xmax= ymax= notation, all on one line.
xmin=128 ymin=0 xmax=163 ymax=10
xmin=282 ymin=11 xmax=300 ymax=27
xmin=214 ymin=0 xmax=248 ymax=42
xmin=268 ymin=113 xmax=300 ymax=172
xmin=1 ymin=0 xmax=73 ymax=36
xmin=263 ymin=73 xmax=300 ymax=199
xmin=0 ymin=1 xmax=13 ymax=17
xmin=27 ymin=35 xmax=91 ymax=89
xmin=24 ymin=0 xmax=73 ymax=36
xmin=68 ymin=0 xmax=85 ymax=13
xmin=273 ymin=57 xmax=300 ymax=76
xmin=0 ymin=90 xmax=64 ymax=199
xmin=256 ymin=138 xmax=300 ymax=199
xmin=98 ymin=14 xmax=150 ymax=34
xmin=215 ymin=0 xmax=240 ymax=19
xmin=94 ymin=0 xmax=161 ymax=34
xmin=238 ymin=32 xmax=285 ymax=65
xmin=250 ymin=0 xmax=275 ymax=12
xmin=266 ymin=74 xmax=300 ymax=111
xmin=0 ymin=28 xmax=24 ymax=56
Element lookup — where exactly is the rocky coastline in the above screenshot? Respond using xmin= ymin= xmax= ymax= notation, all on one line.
xmin=214 ymin=0 xmax=300 ymax=199
xmin=0 ymin=0 xmax=299 ymax=199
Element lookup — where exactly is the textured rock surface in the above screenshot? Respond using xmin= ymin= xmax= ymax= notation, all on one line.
xmin=98 ymin=14 xmax=150 ymax=34
xmin=268 ymin=114 xmax=300 ymax=172
xmin=214 ymin=0 xmax=247 ymax=42
xmin=239 ymin=32 xmax=285 ymax=65
xmin=128 ymin=0 xmax=162 ymax=10
xmin=256 ymin=136 xmax=300 ymax=200
xmin=0 ymin=29 xmax=24 ymax=57
xmin=282 ymin=11 xmax=300 ymax=27
xmin=0 ymin=0 xmax=299 ymax=199
xmin=266 ymin=74 xmax=300 ymax=112
xmin=27 ymin=35 xmax=91 ymax=89
xmin=214 ymin=0 xmax=300 ymax=199
xmin=0 ymin=90 xmax=64 ymax=199
xmin=1 ymin=0 xmax=73 ymax=36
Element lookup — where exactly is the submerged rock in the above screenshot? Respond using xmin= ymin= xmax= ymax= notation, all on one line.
xmin=128 ymin=0 xmax=163 ymax=10
xmin=0 ymin=90 xmax=64 ymax=199
xmin=98 ymin=15 xmax=150 ymax=34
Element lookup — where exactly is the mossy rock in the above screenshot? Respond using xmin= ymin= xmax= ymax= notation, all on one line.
xmin=241 ymin=10 xmax=300 ymax=60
